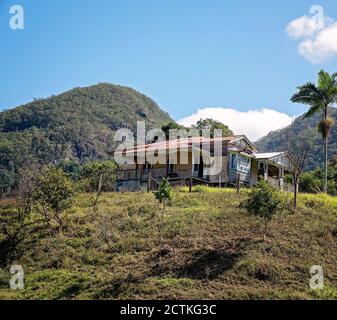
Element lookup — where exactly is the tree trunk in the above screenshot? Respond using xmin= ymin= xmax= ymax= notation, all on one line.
xmin=323 ymin=135 xmax=328 ymax=194
xmin=160 ymin=201 xmax=166 ymax=244
xmin=293 ymin=180 xmax=298 ymax=209
xmin=323 ymin=106 xmax=328 ymax=194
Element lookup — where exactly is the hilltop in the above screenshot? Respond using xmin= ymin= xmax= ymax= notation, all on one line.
xmin=0 ymin=83 xmax=173 ymax=189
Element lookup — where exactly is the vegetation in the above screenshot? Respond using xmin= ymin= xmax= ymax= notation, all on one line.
xmin=243 ymin=181 xmax=284 ymax=240
xmin=33 ymin=167 xmax=76 ymax=230
xmin=290 ymin=70 xmax=337 ymax=193
xmin=80 ymin=160 xmax=118 ymax=212
xmin=1 ymin=187 xmax=337 ymax=300
xmin=255 ymin=107 xmax=337 ymax=172
xmin=154 ymin=178 xmax=173 ymax=242
xmin=0 ymin=83 xmax=173 ymax=193
xmin=193 ymin=118 xmax=233 ymax=137
xmin=161 ymin=121 xmax=186 ymax=138
xmin=299 ymin=156 xmax=337 ymax=196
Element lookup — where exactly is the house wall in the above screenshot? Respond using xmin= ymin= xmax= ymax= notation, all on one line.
xmin=250 ymin=160 xmax=258 ymax=186
xmin=208 ymin=157 xmax=228 ymax=183
xmin=228 ymin=170 xmax=251 ymax=184
xmin=174 ymin=151 xmax=193 ymax=178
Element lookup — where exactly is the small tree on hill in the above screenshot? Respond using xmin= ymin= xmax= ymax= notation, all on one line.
xmin=33 ymin=167 xmax=76 ymax=231
xmin=244 ymin=181 xmax=283 ymax=240
xmin=81 ymin=160 xmax=117 ymax=212
xmin=154 ymin=177 xmax=172 ymax=242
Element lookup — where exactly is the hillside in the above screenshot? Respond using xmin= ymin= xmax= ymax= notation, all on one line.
xmin=1 ymin=187 xmax=337 ymax=300
xmin=256 ymin=107 xmax=337 ymax=171
xmin=0 ymin=84 xmax=173 ymax=189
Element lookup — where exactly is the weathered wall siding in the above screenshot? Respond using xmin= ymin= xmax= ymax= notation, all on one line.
xmin=209 ymin=157 xmax=228 ymax=183
xmin=115 ymin=180 xmax=141 ymax=192
xmin=175 ymin=164 xmax=192 ymax=178
xmin=228 ymin=170 xmax=251 ymax=184
xmin=123 ymin=164 xmax=137 ymax=170
xmin=250 ymin=160 xmax=258 ymax=186
xmin=152 ymin=163 xmax=166 ymax=169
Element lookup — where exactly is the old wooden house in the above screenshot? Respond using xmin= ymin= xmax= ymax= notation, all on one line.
xmin=115 ymin=135 xmax=296 ymax=192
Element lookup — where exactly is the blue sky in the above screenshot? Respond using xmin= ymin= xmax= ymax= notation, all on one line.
xmin=1 ymin=0 xmax=337 ymax=138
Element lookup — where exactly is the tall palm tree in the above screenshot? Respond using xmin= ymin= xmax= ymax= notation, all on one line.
xmin=291 ymin=70 xmax=337 ymax=193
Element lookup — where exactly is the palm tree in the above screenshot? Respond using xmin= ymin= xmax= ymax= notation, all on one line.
xmin=291 ymin=70 xmax=337 ymax=193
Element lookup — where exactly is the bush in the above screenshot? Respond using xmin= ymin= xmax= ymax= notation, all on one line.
xmin=81 ymin=160 xmax=117 ymax=192
xmin=33 ymin=167 xmax=76 ymax=230
xmin=243 ymin=181 xmax=283 ymax=240
xmin=299 ymin=172 xmax=322 ymax=194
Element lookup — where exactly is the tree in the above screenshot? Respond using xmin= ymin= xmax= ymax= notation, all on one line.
xmin=33 ymin=167 xmax=76 ymax=230
xmin=291 ymin=70 xmax=337 ymax=193
xmin=0 ymin=169 xmax=14 ymax=198
xmin=57 ymin=160 xmax=82 ymax=181
xmin=193 ymin=118 xmax=233 ymax=138
xmin=154 ymin=177 xmax=172 ymax=242
xmin=299 ymin=171 xmax=322 ymax=194
xmin=285 ymin=132 xmax=311 ymax=209
xmin=81 ymin=160 xmax=117 ymax=212
xmin=0 ymin=166 xmax=45 ymax=264
xmin=243 ymin=181 xmax=283 ymax=240
xmin=161 ymin=121 xmax=186 ymax=139
xmin=298 ymin=157 xmax=337 ymax=196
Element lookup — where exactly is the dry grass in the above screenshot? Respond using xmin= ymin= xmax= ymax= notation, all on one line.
xmin=1 ymin=187 xmax=337 ymax=300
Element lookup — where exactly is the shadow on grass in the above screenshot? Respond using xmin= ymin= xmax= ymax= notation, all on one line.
xmin=0 ymin=239 xmax=21 ymax=268
xmin=151 ymin=238 xmax=260 ymax=281
xmin=176 ymin=248 xmax=239 ymax=280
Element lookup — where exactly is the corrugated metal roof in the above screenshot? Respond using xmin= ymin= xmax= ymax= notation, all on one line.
xmin=254 ymin=152 xmax=285 ymax=159
xmin=116 ymin=135 xmax=252 ymax=155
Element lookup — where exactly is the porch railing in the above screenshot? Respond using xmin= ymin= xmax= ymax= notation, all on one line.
xmin=267 ymin=177 xmax=293 ymax=192
xmin=116 ymin=168 xmax=167 ymax=181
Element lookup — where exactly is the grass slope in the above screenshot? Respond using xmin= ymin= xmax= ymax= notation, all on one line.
xmin=1 ymin=187 xmax=337 ymax=300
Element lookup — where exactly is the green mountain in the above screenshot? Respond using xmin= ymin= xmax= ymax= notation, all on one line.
xmin=255 ymin=107 xmax=337 ymax=171
xmin=0 ymin=83 xmax=173 ymax=190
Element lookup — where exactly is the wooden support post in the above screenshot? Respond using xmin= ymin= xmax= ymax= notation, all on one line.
xmin=147 ymin=172 xmax=151 ymax=193
xmin=236 ymin=173 xmax=240 ymax=193
xmin=279 ymin=168 xmax=284 ymax=191
xmin=218 ymin=174 xmax=221 ymax=188
xmin=264 ymin=162 xmax=268 ymax=181
xmin=189 ymin=177 xmax=193 ymax=193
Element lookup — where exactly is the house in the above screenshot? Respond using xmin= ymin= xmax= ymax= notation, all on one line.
xmin=114 ymin=135 xmax=296 ymax=192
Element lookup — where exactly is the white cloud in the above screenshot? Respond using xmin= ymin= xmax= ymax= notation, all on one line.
xmin=286 ymin=15 xmax=323 ymax=39
xmin=298 ymin=22 xmax=337 ymax=63
xmin=177 ymin=108 xmax=294 ymax=141
xmin=286 ymin=14 xmax=337 ymax=63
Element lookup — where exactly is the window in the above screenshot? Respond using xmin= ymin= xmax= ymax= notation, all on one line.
xmin=238 ymin=156 xmax=251 ymax=173
xmin=230 ymin=154 xmax=237 ymax=170
xmin=230 ymin=153 xmax=251 ymax=173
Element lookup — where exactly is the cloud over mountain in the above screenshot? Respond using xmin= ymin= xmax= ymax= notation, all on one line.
xmin=178 ymin=107 xmax=293 ymax=141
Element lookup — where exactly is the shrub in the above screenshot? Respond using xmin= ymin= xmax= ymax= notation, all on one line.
xmin=243 ymin=181 xmax=283 ymax=240
xmin=299 ymin=172 xmax=322 ymax=194
xmin=33 ymin=167 xmax=76 ymax=230
xmin=154 ymin=177 xmax=172 ymax=243
xmin=80 ymin=160 xmax=117 ymax=212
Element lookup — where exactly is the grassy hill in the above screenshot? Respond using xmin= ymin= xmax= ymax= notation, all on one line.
xmin=255 ymin=107 xmax=337 ymax=171
xmin=1 ymin=187 xmax=337 ymax=300
xmin=0 ymin=84 xmax=173 ymax=189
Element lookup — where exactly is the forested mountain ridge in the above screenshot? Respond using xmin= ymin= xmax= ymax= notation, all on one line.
xmin=255 ymin=107 xmax=337 ymax=171
xmin=0 ymin=83 xmax=173 ymax=190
